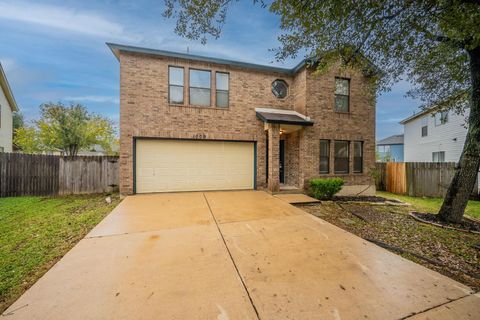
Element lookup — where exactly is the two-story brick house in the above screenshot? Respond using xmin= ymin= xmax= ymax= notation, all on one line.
xmin=108 ymin=43 xmax=376 ymax=195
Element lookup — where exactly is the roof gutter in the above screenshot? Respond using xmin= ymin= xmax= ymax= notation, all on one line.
xmin=106 ymin=43 xmax=380 ymax=79
xmin=399 ymin=107 xmax=440 ymax=124
xmin=106 ymin=42 xmax=305 ymax=75
xmin=0 ymin=63 xmax=18 ymax=112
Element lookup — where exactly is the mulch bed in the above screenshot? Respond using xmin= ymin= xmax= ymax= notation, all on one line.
xmin=410 ymin=212 xmax=480 ymax=233
xmin=331 ymin=195 xmax=402 ymax=203
xmin=297 ymin=201 xmax=480 ymax=291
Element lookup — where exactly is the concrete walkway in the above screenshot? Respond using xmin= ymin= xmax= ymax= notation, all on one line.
xmin=3 ymin=191 xmax=478 ymax=319
xmin=273 ymin=193 xmax=320 ymax=204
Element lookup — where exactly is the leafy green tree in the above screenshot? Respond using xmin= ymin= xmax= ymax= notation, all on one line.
xmin=13 ymin=126 xmax=42 ymax=154
xmin=14 ymin=103 xmax=117 ymax=156
xmin=164 ymin=0 xmax=480 ymax=223
xmin=377 ymin=150 xmax=393 ymax=163
xmin=12 ymin=111 xmax=25 ymax=150
xmin=12 ymin=112 xmax=24 ymax=131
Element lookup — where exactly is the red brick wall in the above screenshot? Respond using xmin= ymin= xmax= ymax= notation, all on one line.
xmin=119 ymin=51 xmax=296 ymax=194
xmin=118 ymin=51 xmax=375 ymax=194
xmin=300 ymin=66 xmax=376 ymax=188
xmin=284 ymin=131 xmax=300 ymax=187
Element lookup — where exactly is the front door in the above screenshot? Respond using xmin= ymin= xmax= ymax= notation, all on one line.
xmin=279 ymin=140 xmax=285 ymax=183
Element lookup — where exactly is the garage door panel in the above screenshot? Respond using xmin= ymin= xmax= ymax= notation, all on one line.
xmin=136 ymin=140 xmax=254 ymax=193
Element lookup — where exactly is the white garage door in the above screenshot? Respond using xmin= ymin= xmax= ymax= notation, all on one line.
xmin=135 ymin=139 xmax=255 ymax=193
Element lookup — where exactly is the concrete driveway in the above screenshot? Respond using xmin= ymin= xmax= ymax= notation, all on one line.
xmin=3 ymin=191 xmax=479 ymax=319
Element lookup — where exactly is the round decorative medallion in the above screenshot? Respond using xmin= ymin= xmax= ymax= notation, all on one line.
xmin=271 ymin=79 xmax=288 ymax=99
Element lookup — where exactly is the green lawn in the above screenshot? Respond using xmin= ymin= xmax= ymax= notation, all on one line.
xmin=0 ymin=194 xmax=121 ymax=313
xmin=377 ymin=191 xmax=480 ymax=219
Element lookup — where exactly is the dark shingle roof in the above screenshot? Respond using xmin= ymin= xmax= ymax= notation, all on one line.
xmin=107 ymin=43 xmax=380 ymax=78
xmin=255 ymin=108 xmax=313 ymax=126
xmin=107 ymin=43 xmax=307 ymax=75
xmin=256 ymin=110 xmax=314 ymax=126
xmin=377 ymin=134 xmax=404 ymax=145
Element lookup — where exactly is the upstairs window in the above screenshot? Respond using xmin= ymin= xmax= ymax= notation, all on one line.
xmin=335 ymin=78 xmax=350 ymax=112
xmin=421 ymin=116 xmax=428 ymax=137
xmin=189 ymin=69 xmax=211 ymax=106
xmin=432 ymin=151 xmax=445 ymax=162
xmin=216 ymin=72 xmax=229 ymax=108
xmin=168 ymin=66 xmax=184 ymax=104
xmin=334 ymin=140 xmax=349 ymax=173
xmin=319 ymin=140 xmax=330 ymax=173
xmin=354 ymin=141 xmax=363 ymax=173
xmin=272 ymin=79 xmax=288 ymax=99
xmin=435 ymin=111 xmax=448 ymax=126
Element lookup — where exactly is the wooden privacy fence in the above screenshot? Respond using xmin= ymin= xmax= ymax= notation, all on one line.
xmin=0 ymin=153 xmax=119 ymax=197
xmin=374 ymin=162 xmax=387 ymax=191
xmin=405 ymin=162 xmax=457 ymax=198
xmin=375 ymin=162 xmax=478 ymax=198
xmin=386 ymin=162 xmax=407 ymax=194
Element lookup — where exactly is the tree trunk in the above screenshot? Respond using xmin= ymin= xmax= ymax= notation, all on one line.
xmin=65 ymin=144 xmax=78 ymax=157
xmin=72 ymin=144 xmax=78 ymax=157
xmin=438 ymin=47 xmax=480 ymax=223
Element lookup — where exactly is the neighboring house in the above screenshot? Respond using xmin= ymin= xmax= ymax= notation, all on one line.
xmin=400 ymin=108 xmax=468 ymax=162
xmin=108 ymin=43 xmax=376 ymax=195
xmin=43 ymin=144 xmax=118 ymax=156
xmin=401 ymin=107 xmax=479 ymax=194
xmin=376 ymin=134 xmax=404 ymax=162
xmin=0 ymin=62 xmax=19 ymax=153
xmin=77 ymin=144 xmax=118 ymax=156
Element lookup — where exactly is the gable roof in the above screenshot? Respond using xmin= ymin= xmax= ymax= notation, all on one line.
xmin=399 ymin=106 xmax=442 ymax=124
xmin=0 ymin=62 xmax=19 ymax=111
xmin=377 ymin=134 xmax=404 ymax=145
xmin=107 ymin=43 xmax=310 ymax=75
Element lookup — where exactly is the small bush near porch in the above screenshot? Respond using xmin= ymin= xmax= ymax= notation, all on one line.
xmin=0 ymin=194 xmax=121 ymax=313
xmin=309 ymin=178 xmax=344 ymax=200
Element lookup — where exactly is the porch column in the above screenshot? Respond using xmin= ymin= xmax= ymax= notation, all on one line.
xmin=297 ymin=128 xmax=307 ymax=189
xmin=267 ymin=123 xmax=280 ymax=192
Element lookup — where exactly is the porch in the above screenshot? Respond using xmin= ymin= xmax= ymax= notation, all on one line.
xmin=256 ymin=108 xmax=314 ymax=193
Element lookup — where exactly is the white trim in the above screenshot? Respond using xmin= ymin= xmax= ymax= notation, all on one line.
xmin=255 ymin=107 xmax=311 ymax=121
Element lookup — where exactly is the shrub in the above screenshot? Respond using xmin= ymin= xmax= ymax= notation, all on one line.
xmin=309 ymin=178 xmax=344 ymax=200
